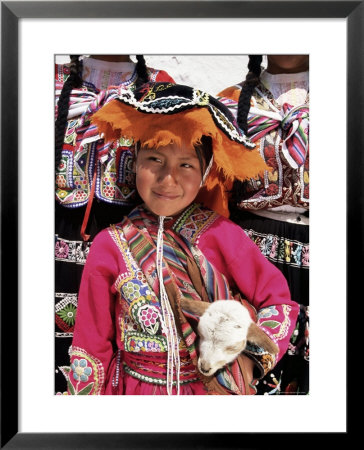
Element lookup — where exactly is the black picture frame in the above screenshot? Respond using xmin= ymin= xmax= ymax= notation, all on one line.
xmin=1 ymin=1 xmax=360 ymax=448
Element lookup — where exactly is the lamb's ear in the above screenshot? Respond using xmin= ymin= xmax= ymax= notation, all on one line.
xmin=180 ymin=297 xmax=210 ymax=317
xmin=246 ymin=322 xmax=279 ymax=355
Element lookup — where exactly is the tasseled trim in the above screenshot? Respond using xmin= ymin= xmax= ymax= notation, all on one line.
xmin=91 ymin=100 xmax=269 ymax=184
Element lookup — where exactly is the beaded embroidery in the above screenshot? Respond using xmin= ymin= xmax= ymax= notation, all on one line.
xmin=244 ymin=228 xmax=309 ymax=268
xmin=55 ymin=293 xmax=78 ymax=333
xmin=123 ymin=363 xmax=199 ymax=386
xmin=172 ymin=203 xmax=218 ymax=244
xmin=55 ymin=235 xmax=91 ymax=264
xmin=125 ymin=332 xmax=168 ymax=353
xmin=68 ymin=346 xmax=105 ymax=395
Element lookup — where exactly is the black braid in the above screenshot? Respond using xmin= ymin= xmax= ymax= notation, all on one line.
xmin=236 ymin=55 xmax=262 ymax=135
xmin=231 ymin=55 xmax=263 ymax=206
xmin=55 ymin=55 xmax=83 ymax=170
xmin=135 ymin=55 xmax=149 ymax=86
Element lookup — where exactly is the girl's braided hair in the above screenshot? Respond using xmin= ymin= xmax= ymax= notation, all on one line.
xmin=236 ymin=55 xmax=263 ymax=135
xmin=232 ymin=55 xmax=263 ymax=204
xmin=135 ymin=55 xmax=149 ymax=86
xmin=55 ymin=55 xmax=149 ymax=170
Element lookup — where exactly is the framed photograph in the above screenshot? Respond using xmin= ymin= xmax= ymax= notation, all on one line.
xmin=1 ymin=0 xmax=360 ymax=447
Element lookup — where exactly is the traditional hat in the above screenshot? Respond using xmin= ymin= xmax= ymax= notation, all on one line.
xmin=92 ymin=82 xmax=269 ymax=216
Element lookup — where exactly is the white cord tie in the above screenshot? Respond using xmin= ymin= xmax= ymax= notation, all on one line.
xmin=156 ymin=215 xmax=181 ymax=395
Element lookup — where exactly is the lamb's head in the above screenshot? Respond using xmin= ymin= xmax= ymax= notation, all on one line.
xmin=180 ymin=298 xmax=279 ymax=377
xmin=197 ymin=300 xmax=252 ymax=376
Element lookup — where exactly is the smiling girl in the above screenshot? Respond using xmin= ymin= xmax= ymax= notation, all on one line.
xmin=67 ymin=82 xmax=299 ymax=395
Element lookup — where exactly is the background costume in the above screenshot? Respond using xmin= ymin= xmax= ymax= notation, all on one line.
xmin=218 ymin=67 xmax=309 ymax=394
xmin=55 ymin=57 xmax=175 ymax=394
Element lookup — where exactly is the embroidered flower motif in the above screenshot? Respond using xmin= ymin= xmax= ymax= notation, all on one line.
xmin=74 ymin=190 xmax=87 ymax=201
xmin=140 ymin=307 xmax=158 ymax=327
xmin=129 ymin=339 xmax=137 ymax=351
xmin=127 ymin=334 xmax=166 ymax=353
xmin=134 ymin=340 xmax=146 ymax=352
xmin=123 ymin=281 xmax=141 ymax=301
xmin=55 ymin=240 xmax=69 ymax=259
xmin=75 ymin=178 xmax=87 ymax=189
xmin=269 ymin=237 xmax=278 ymax=259
xmin=56 ymin=303 xmax=77 ymax=326
xmin=136 ymin=270 xmax=147 ymax=282
xmin=135 ymin=303 xmax=160 ymax=335
xmin=103 ymin=185 xmax=115 ymax=198
xmin=285 ymin=240 xmax=292 ymax=262
xmin=56 ymin=174 xmax=67 ymax=188
xmin=302 ymin=245 xmax=309 ymax=266
xmin=75 ymin=244 xmax=89 ymax=264
xmin=146 ymin=340 xmax=163 ymax=352
xmin=260 ymin=236 xmax=273 ymax=257
xmin=292 ymin=244 xmax=303 ymax=266
xmin=71 ymin=359 xmax=92 ymax=382
xmin=258 ymin=306 xmax=279 ymax=319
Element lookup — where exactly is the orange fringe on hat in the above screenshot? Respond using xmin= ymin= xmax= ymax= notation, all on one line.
xmin=92 ymin=99 xmax=269 ymax=217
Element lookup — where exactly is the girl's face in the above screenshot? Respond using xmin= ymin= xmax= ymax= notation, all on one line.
xmin=267 ymin=55 xmax=309 ymax=74
xmin=135 ymin=144 xmax=204 ymax=217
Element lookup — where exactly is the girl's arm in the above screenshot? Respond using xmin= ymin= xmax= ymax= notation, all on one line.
xmin=67 ymin=229 xmax=120 ymax=395
xmin=198 ymin=217 xmax=300 ymax=378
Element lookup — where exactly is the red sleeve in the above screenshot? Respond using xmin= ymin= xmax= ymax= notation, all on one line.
xmin=197 ymin=216 xmax=299 ymax=374
xmin=67 ymin=228 xmax=121 ymax=395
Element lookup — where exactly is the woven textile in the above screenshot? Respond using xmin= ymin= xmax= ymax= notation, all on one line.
xmin=248 ymin=102 xmax=309 ymax=169
xmin=119 ymin=205 xmax=254 ymax=394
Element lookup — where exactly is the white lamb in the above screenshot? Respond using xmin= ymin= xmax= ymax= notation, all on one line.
xmin=180 ymin=298 xmax=279 ymax=376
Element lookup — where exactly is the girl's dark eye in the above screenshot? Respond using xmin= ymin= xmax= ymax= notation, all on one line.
xmin=148 ymin=156 xmax=162 ymax=163
xmin=181 ymin=163 xmax=196 ymax=169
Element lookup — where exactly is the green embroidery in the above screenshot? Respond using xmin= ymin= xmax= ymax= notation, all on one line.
xmin=56 ymin=303 xmax=77 ymax=326
xmin=260 ymin=320 xmax=281 ymax=329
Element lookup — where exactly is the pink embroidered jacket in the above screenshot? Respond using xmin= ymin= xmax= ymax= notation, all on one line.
xmin=68 ymin=204 xmax=299 ymax=395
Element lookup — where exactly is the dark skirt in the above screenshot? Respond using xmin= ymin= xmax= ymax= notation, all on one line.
xmin=230 ymin=208 xmax=309 ymax=395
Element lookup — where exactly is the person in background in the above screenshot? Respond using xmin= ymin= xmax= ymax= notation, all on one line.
xmin=216 ymin=55 xmax=309 ymax=394
xmin=54 ymin=55 xmax=175 ymax=394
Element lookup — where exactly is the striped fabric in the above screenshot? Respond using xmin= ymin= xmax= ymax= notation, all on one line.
xmin=248 ymin=103 xmax=309 ymax=168
xmin=123 ymin=209 xmax=205 ymax=304
xmin=218 ymin=97 xmax=309 ymax=169
xmin=120 ymin=205 xmax=251 ymax=394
